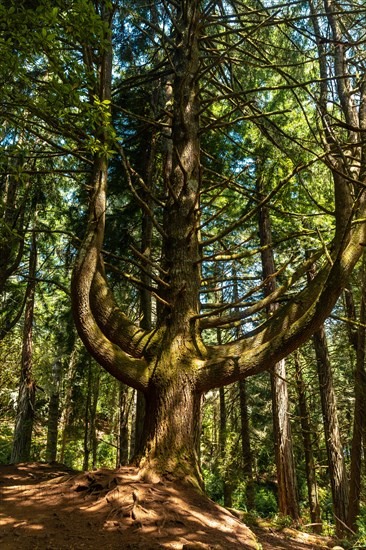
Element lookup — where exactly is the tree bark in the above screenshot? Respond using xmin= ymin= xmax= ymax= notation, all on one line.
xmin=346 ymin=259 xmax=366 ymax=531
xmin=0 ymin=164 xmax=27 ymax=341
xmin=118 ymin=383 xmax=129 ymax=466
xmin=312 ymin=325 xmax=349 ymax=536
xmin=219 ymin=387 xmax=232 ymax=508
xmin=59 ymin=342 xmax=77 ymax=464
xmin=46 ymin=359 xmax=62 ymax=463
xmin=83 ymin=358 xmax=92 ymax=471
xmin=239 ymin=378 xmax=255 ymax=510
xmin=258 ymin=178 xmax=299 ymax=520
xmin=11 ymin=231 xmax=37 ymax=464
xmin=91 ymin=365 xmax=100 ymax=469
xmin=294 ymin=351 xmax=321 ymax=533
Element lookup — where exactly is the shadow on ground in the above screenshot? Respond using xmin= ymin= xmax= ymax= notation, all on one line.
xmin=0 ymin=463 xmax=334 ymax=550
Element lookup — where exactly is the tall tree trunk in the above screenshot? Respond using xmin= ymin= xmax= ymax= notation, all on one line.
xmin=91 ymin=365 xmax=100 ymax=469
xmin=232 ymin=268 xmax=255 ymax=510
xmin=258 ymin=179 xmax=299 ymax=520
xmin=219 ymin=387 xmax=232 ymax=507
xmin=239 ymin=378 xmax=255 ymax=510
xmin=83 ymin=358 xmax=92 ymax=471
xmin=11 ymin=232 xmax=37 ymax=464
xmin=294 ymin=351 xmax=321 ymax=533
xmin=134 ymin=60 xmax=157 ymax=456
xmin=46 ymin=358 xmax=62 ymax=463
xmin=345 ymin=258 xmax=366 ymax=531
xmin=312 ymin=325 xmax=349 ymax=536
xmin=118 ymin=382 xmax=129 ymax=466
xmin=270 ymin=360 xmax=299 ymax=519
xmin=129 ymin=391 xmax=137 ymax=461
xmin=59 ymin=342 xmax=77 ymax=464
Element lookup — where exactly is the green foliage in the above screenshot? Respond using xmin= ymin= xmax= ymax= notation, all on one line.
xmin=254 ymin=487 xmax=278 ymax=518
xmin=353 ymin=509 xmax=366 ymax=548
xmin=0 ymin=423 xmax=13 ymax=464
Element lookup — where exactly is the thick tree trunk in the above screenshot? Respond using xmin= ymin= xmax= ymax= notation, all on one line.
xmin=138 ymin=342 xmax=202 ymax=486
xmin=294 ymin=351 xmax=322 ymax=533
xmin=312 ymin=325 xmax=349 ymax=536
xmin=11 ymin=232 xmax=37 ymax=464
xmin=46 ymin=359 xmax=62 ymax=463
xmin=139 ymin=367 xmax=202 ymax=486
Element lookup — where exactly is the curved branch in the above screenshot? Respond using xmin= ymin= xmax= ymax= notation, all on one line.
xmin=90 ymin=260 xmax=154 ymax=358
xmin=71 ymin=156 xmax=149 ymax=393
xmin=196 ymin=192 xmax=366 ymax=392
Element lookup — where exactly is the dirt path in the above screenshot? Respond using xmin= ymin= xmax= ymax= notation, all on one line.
xmin=0 ymin=463 xmax=335 ymax=549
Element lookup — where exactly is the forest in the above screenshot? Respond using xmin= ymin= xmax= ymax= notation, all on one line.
xmin=1 ymin=0 xmax=366 ymax=547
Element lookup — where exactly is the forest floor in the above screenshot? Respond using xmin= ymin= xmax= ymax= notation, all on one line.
xmin=0 ymin=462 xmax=340 ymax=550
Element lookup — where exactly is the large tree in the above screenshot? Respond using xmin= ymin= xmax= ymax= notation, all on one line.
xmin=4 ymin=0 xmax=366 ymax=488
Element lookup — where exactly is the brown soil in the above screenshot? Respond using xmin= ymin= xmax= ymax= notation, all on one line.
xmin=0 ymin=462 xmax=335 ymax=549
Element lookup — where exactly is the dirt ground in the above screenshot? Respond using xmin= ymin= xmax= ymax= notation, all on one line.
xmin=0 ymin=462 xmax=338 ymax=549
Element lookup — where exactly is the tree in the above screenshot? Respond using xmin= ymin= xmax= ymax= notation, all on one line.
xmin=3 ymin=0 xmax=366 ymax=489
xmin=344 ymin=259 xmax=366 ymax=531
xmin=45 ymin=358 xmax=62 ymax=462
xmin=71 ymin=0 xmax=366 ymax=485
xmin=294 ymin=351 xmax=322 ymax=533
xmin=11 ymin=232 xmax=37 ymax=463
xmin=312 ymin=322 xmax=349 ymax=536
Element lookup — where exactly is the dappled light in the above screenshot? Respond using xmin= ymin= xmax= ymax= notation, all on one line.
xmin=0 ymin=463 xmax=334 ymax=549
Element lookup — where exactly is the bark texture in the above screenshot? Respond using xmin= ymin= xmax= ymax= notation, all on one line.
xmin=313 ymin=325 xmax=349 ymax=536
xmin=294 ymin=352 xmax=321 ymax=533
xmin=11 ymin=232 xmax=37 ymax=464
xmin=346 ymin=264 xmax=366 ymax=530
xmin=258 ymin=180 xmax=299 ymax=519
xmin=46 ymin=359 xmax=62 ymax=463
xmin=239 ymin=379 xmax=255 ymax=510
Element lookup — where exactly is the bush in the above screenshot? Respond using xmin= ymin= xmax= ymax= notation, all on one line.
xmin=254 ymin=487 xmax=278 ymax=517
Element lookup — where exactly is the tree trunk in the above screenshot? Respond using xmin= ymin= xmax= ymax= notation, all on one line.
xmin=346 ymin=259 xmax=366 ymax=531
xmin=118 ymin=382 xmax=129 ymax=466
xmin=83 ymin=358 xmax=92 ymax=471
xmin=59 ymin=343 xmax=77 ymax=464
xmin=258 ymin=178 xmax=299 ymax=520
xmin=270 ymin=361 xmax=299 ymax=519
xmin=91 ymin=365 xmax=100 ymax=469
xmin=239 ymin=378 xmax=255 ymax=510
xmin=0 ymin=163 xmax=26 ymax=341
xmin=219 ymin=387 xmax=233 ymax=507
xmin=139 ymin=364 xmax=202 ymax=487
xmin=11 ymin=232 xmax=37 ymax=464
xmin=294 ymin=351 xmax=322 ymax=533
xmin=46 ymin=359 xmax=62 ymax=463
xmin=312 ymin=325 xmax=349 ymax=536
